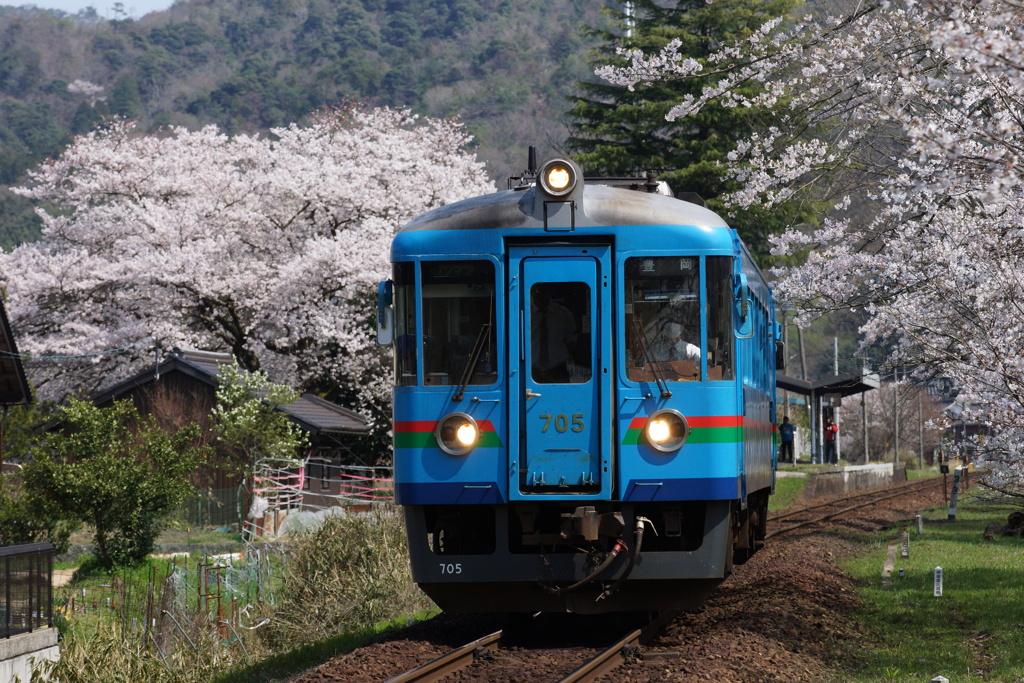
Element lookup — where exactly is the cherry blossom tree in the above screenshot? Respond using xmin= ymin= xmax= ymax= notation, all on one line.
xmin=1 ymin=106 xmax=493 ymax=450
xmin=599 ymin=0 xmax=1024 ymax=495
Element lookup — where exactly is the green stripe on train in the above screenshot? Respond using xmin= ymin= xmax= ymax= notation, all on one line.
xmin=622 ymin=426 xmax=744 ymax=446
xmin=394 ymin=432 xmax=503 ymax=449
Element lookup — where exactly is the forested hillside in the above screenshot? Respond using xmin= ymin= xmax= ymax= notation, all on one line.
xmin=0 ymin=0 xmax=603 ymax=248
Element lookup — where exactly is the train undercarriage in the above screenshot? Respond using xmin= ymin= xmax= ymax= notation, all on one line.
xmin=405 ymin=492 xmax=770 ymax=614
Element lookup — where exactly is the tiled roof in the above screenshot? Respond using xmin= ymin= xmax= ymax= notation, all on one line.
xmin=0 ymin=299 xmax=30 ymax=406
xmin=91 ymin=348 xmax=370 ymax=435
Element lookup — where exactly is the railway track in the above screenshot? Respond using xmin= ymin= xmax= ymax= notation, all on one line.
xmin=384 ymin=612 xmax=676 ymax=683
xmin=376 ymin=477 xmax=948 ymax=683
xmin=767 ymin=476 xmax=946 ymax=539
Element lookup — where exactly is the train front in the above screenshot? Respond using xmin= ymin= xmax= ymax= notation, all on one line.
xmin=378 ymin=158 xmax=778 ymax=614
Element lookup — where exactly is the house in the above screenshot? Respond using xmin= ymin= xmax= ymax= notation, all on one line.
xmin=89 ymin=348 xmax=375 ymax=528
xmin=0 ymin=296 xmax=31 ymax=474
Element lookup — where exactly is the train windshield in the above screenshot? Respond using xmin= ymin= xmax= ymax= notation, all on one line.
xmin=625 ymin=256 xmax=735 ymax=382
xmin=421 ymin=260 xmax=497 ymax=387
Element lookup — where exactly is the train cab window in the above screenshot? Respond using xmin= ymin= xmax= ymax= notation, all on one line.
xmin=625 ymin=256 xmax=703 ymax=382
xmin=530 ymin=282 xmax=591 ymax=384
xmin=706 ymin=256 xmax=735 ymax=381
xmin=422 ymin=261 xmax=497 ymax=387
xmin=393 ymin=262 xmax=417 ymax=386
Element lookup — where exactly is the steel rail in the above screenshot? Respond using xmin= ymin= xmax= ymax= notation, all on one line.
xmin=766 ymin=477 xmax=944 ymax=539
xmin=769 ymin=477 xmax=940 ymax=523
xmin=383 ymin=629 xmax=503 ymax=683
xmin=555 ymin=611 xmax=676 ymax=683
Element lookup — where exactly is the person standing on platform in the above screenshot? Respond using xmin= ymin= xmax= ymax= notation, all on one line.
xmin=823 ymin=417 xmax=839 ymax=465
xmin=779 ymin=415 xmax=796 ymax=463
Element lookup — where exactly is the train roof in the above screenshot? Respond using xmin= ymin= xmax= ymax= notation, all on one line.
xmin=398 ymin=181 xmax=731 ymax=235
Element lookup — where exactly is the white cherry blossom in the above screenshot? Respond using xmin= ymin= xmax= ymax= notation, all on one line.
xmin=2 ymin=106 xmax=493 ymax=437
xmin=600 ymin=0 xmax=1024 ymax=493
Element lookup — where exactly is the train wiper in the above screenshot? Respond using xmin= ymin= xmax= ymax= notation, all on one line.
xmin=632 ymin=317 xmax=672 ymax=399
xmin=453 ymin=323 xmax=493 ymax=402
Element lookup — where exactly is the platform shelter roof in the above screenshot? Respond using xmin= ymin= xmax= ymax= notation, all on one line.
xmin=776 ymin=371 xmax=880 ymax=398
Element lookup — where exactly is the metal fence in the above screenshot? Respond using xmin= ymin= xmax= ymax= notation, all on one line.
xmin=1 ymin=542 xmax=52 ymax=639
xmin=182 ymin=486 xmax=244 ymax=529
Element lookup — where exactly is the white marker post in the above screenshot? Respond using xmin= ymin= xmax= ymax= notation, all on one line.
xmin=948 ymin=467 xmax=963 ymax=520
xmin=934 ymin=566 xmax=943 ymax=596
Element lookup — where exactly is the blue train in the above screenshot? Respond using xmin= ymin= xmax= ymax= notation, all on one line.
xmin=377 ymin=153 xmax=782 ymax=614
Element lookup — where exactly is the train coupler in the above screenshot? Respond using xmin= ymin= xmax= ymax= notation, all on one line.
xmin=562 ymin=506 xmax=624 ymax=542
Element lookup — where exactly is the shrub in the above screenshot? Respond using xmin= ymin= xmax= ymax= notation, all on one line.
xmin=264 ymin=505 xmax=430 ymax=647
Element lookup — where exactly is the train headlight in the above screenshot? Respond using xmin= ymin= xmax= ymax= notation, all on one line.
xmin=645 ymin=409 xmax=690 ymax=453
xmin=539 ymin=158 xmax=578 ymax=197
xmin=435 ymin=413 xmax=479 ymax=456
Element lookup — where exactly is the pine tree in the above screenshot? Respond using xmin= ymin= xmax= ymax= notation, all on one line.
xmin=566 ymin=0 xmax=812 ymax=256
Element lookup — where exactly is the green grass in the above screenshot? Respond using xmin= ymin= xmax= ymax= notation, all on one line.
xmin=770 ymin=474 xmax=806 ymax=511
xmin=836 ymin=495 xmax=1024 ymax=682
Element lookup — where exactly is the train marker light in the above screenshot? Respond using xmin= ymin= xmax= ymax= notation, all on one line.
xmin=436 ymin=413 xmax=479 ymax=456
xmin=539 ymin=158 xmax=578 ymax=197
xmin=644 ymin=409 xmax=689 ymax=452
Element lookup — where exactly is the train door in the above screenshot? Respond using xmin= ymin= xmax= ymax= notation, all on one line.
xmin=507 ymin=245 xmax=613 ymax=499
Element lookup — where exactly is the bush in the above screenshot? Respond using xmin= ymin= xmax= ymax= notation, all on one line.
xmin=264 ymin=505 xmax=430 ymax=647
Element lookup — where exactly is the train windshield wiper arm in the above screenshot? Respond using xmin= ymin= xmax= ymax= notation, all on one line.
xmin=632 ymin=317 xmax=672 ymax=399
xmin=453 ymin=323 xmax=492 ymax=402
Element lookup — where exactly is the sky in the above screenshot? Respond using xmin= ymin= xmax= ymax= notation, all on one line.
xmin=13 ymin=0 xmax=175 ymax=17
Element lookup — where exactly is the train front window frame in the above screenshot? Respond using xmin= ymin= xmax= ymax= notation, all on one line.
xmin=393 ymin=261 xmax=417 ymax=386
xmin=421 ymin=260 xmax=498 ymax=388
xmin=625 ymin=256 xmax=703 ymax=383
xmin=706 ymin=256 xmax=735 ymax=381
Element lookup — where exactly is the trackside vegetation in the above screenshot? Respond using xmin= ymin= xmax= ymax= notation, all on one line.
xmin=34 ymin=507 xmax=433 ymax=683
xmin=837 ymin=493 xmax=1024 ymax=682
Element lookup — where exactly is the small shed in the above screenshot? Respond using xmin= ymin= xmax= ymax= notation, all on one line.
xmin=89 ymin=348 xmax=372 ymax=525
xmin=0 ymin=298 xmax=31 ymax=473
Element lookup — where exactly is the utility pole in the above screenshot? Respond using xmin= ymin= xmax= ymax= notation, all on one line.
xmin=797 ymin=326 xmax=813 ymax=461
xmin=834 ymin=337 xmax=841 ymax=463
xmin=782 ymin=311 xmax=789 ymax=418
xmin=918 ymin=389 xmax=924 ymax=469
xmin=893 ymin=383 xmax=900 ymax=465
xmin=862 ymin=386 xmax=869 ymax=464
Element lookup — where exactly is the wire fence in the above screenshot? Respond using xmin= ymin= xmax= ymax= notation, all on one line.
xmin=1 ymin=542 xmax=52 ymax=639
xmin=177 ymin=464 xmax=394 ymax=534
xmin=56 ymin=542 xmax=284 ymax=654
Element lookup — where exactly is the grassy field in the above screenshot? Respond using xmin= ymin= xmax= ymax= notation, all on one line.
xmin=836 ymin=492 xmax=1024 ymax=682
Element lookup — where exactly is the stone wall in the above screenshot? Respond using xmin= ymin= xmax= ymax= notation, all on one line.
xmin=0 ymin=628 xmax=58 ymax=682
xmin=795 ymin=463 xmax=907 ymax=503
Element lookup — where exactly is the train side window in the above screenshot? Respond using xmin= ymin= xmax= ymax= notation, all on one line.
xmin=625 ymin=256 xmax=702 ymax=382
xmin=422 ymin=260 xmax=497 ymax=387
xmin=393 ymin=262 xmax=417 ymax=386
xmin=706 ymin=256 xmax=735 ymax=381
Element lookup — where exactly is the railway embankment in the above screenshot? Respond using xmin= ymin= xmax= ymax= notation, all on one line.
xmin=793 ymin=462 xmax=907 ymax=503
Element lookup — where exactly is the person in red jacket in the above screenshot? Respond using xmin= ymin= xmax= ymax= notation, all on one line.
xmin=823 ymin=418 xmax=839 ymax=465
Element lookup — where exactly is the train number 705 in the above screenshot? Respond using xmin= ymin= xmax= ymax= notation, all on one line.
xmin=539 ymin=414 xmax=585 ymax=433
